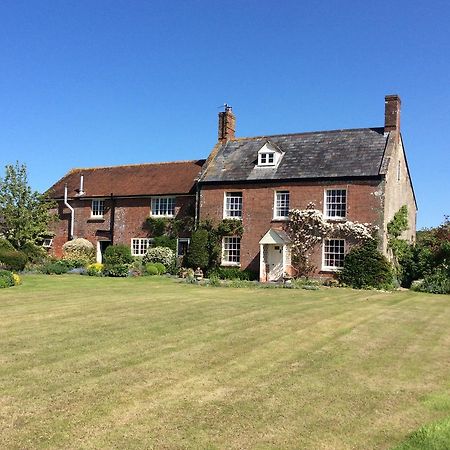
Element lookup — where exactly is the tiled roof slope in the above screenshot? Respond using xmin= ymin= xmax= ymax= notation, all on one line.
xmin=49 ymin=160 xmax=206 ymax=198
xmin=199 ymin=128 xmax=388 ymax=183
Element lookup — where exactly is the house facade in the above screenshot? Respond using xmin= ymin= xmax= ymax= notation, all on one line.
xmin=48 ymin=160 xmax=205 ymax=262
xmin=48 ymin=95 xmax=416 ymax=281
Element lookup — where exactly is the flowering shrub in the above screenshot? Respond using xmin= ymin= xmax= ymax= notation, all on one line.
xmin=0 ymin=270 xmax=15 ymax=288
xmin=143 ymin=246 xmax=175 ymax=268
xmin=287 ymin=202 xmax=375 ymax=277
xmin=62 ymin=238 xmax=95 ymax=266
xmin=87 ymin=263 xmax=103 ymax=276
xmin=12 ymin=273 xmax=21 ymax=285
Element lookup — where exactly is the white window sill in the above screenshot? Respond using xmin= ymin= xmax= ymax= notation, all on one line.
xmin=221 ymin=261 xmax=241 ymax=267
xmin=90 ymin=215 xmax=104 ymax=219
xmin=223 ymin=216 xmax=243 ymax=220
xmin=150 ymin=215 xmax=175 ymax=218
xmin=321 ymin=266 xmax=343 ymax=272
xmin=272 ymin=216 xmax=289 ymax=221
xmin=324 ymin=217 xmax=347 ymax=222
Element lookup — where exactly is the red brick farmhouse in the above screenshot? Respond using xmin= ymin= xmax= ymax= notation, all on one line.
xmin=48 ymin=95 xmax=416 ymax=281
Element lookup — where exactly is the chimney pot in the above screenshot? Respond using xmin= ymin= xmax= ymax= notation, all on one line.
xmin=384 ymin=94 xmax=401 ymax=133
xmin=218 ymin=106 xmax=236 ymax=142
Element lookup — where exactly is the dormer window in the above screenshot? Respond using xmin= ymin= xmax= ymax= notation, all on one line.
xmin=257 ymin=142 xmax=283 ymax=167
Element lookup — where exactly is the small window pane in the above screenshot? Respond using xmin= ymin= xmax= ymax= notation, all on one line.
xmin=325 ymin=189 xmax=346 ymax=218
xmin=225 ymin=192 xmax=242 ymax=218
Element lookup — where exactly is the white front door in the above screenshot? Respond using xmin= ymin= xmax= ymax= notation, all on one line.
xmin=267 ymin=245 xmax=284 ymax=281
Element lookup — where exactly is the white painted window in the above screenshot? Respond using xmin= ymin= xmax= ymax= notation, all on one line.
xmin=151 ymin=197 xmax=175 ymax=217
xmin=177 ymin=238 xmax=190 ymax=257
xmin=131 ymin=238 xmax=153 ymax=256
xmin=42 ymin=238 xmax=53 ymax=248
xmin=224 ymin=192 xmax=242 ymax=218
xmin=91 ymin=199 xmax=105 ymax=217
xmin=323 ymin=239 xmax=345 ymax=270
xmin=222 ymin=237 xmax=241 ymax=265
xmin=258 ymin=152 xmax=275 ymax=165
xmin=325 ymin=189 xmax=347 ymax=219
xmin=274 ymin=191 xmax=290 ymax=219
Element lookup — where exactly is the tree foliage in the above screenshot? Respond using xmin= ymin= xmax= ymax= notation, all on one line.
xmin=0 ymin=162 xmax=57 ymax=249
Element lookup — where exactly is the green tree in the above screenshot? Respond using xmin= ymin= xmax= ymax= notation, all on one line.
xmin=0 ymin=162 xmax=57 ymax=249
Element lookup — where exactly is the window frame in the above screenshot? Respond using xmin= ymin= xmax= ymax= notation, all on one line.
xmin=42 ymin=238 xmax=53 ymax=248
xmin=223 ymin=192 xmax=243 ymax=219
xmin=221 ymin=236 xmax=241 ymax=266
xmin=273 ymin=190 xmax=290 ymax=220
xmin=324 ymin=188 xmax=347 ymax=220
xmin=91 ymin=199 xmax=105 ymax=218
xmin=150 ymin=196 xmax=176 ymax=218
xmin=131 ymin=238 xmax=153 ymax=256
xmin=322 ymin=239 xmax=346 ymax=271
xmin=258 ymin=151 xmax=276 ymax=166
xmin=177 ymin=238 xmax=190 ymax=257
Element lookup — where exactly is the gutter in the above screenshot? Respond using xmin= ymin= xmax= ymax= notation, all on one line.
xmin=64 ymin=184 xmax=75 ymax=240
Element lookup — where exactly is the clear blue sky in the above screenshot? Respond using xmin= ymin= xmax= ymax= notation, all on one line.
xmin=1 ymin=0 xmax=449 ymax=228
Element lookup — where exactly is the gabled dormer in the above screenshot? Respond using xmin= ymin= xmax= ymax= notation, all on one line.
xmin=257 ymin=141 xmax=283 ymax=167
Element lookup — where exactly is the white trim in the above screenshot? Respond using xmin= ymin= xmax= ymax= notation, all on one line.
xmin=273 ymin=190 xmax=290 ymax=220
xmin=42 ymin=238 xmax=53 ymax=248
xmin=91 ymin=199 xmax=105 ymax=218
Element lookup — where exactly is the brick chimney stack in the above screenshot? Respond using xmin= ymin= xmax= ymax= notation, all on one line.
xmin=218 ymin=104 xmax=236 ymax=142
xmin=384 ymin=94 xmax=401 ymax=133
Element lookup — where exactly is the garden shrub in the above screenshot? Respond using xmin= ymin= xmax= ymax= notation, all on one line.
xmin=207 ymin=274 xmax=221 ymax=286
xmin=185 ymin=229 xmax=209 ymax=269
xmin=145 ymin=264 xmax=159 ymax=275
xmin=12 ymin=273 xmax=21 ymax=285
xmin=62 ymin=238 xmax=95 ymax=265
xmin=103 ymin=244 xmax=133 ymax=265
xmin=0 ymin=249 xmax=28 ymax=271
xmin=0 ymin=270 xmax=15 ymax=288
xmin=42 ymin=260 xmax=69 ymax=275
xmin=207 ymin=267 xmax=257 ymax=281
xmin=339 ymin=239 xmax=394 ymax=290
xmin=153 ymin=262 xmax=166 ymax=274
xmin=143 ymin=246 xmax=175 ymax=268
xmin=412 ymin=269 xmax=450 ymax=294
xmin=103 ymin=264 xmax=129 ymax=277
xmin=87 ymin=263 xmax=103 ymax=276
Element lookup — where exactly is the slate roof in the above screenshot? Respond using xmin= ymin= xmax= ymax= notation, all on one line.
xmin=48 ymin=160 xmax=206 ymax=198
xmin=199 ymin=128 xmax=389 ymax=183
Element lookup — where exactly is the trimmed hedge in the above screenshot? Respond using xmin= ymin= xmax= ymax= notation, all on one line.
xmin=145 ymin=264 xmax=159 ymax=275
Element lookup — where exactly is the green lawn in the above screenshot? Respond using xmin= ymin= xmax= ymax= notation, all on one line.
xmin=1 ymin=275 xmax=449 ymax=449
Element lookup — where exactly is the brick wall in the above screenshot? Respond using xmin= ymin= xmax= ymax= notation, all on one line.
xmin=50 ymin=195 xmax=195 ymax=257
xmin=199 ymin=180 xmax=384 ymax=276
